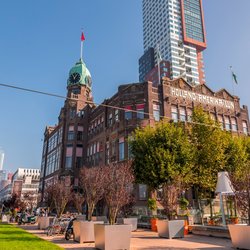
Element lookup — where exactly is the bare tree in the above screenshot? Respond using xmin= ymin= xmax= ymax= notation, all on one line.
xmin=22 ymin=191 xmax=37 ymax=212
xmin=79 ymin=166 xmax=106 ymax=220
xmin=43 ymin=184 xmax=55 ymax=214
xmin=72 ymin=192 xmax=85 ymax=214
xmin=104 ymin=161 xmax=134 ymax=225
xmin=52 ymin=179 xmax=72 ymax=217
xmin=231 ymin=173 xmax=250 ymax=224
xmin=161 ymin=182 xmax=182 ymax=220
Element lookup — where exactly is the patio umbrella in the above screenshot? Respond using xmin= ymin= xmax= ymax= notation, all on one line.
xmin=215 ymin=171 xmax=234 ymax=226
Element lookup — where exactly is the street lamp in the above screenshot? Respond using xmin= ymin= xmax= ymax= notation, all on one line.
xmin=215 ymin=171 xmax=234 ymax=226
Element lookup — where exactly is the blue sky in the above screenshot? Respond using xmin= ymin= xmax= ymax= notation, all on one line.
xmin=0 ymin=0 xmax=249 ymax=173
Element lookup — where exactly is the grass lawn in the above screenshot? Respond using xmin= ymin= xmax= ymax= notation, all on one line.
xmin=0 ymin=223 xmax=63 ymax=250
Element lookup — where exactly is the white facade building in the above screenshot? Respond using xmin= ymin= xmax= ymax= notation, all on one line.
xmin=0 ymin=168 xmax=40 ymax=209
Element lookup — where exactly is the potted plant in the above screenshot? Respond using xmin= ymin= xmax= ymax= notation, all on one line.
xmin=79 ymin=166 xmax=105 ymax=221
xmin=157 ymin=182 xmax=185 ymax=239
xmin=94 ymin=162 xmax=134 ymax=250
xmin=73 ymin=166 xmax=106 ymax=243
xmin=226 ymin=196 xmax=238 ymax=224
xmin=147 ymin=198 xmax=158 ymax=232
xmin=119 ymin=198 xmax=138 ymax=231
xmin=130 ymin=121 xmax=193 ymax=238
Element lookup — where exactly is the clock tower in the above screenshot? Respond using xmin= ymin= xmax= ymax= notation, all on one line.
xmin=66 ymin=58 xmax=93 ymax=112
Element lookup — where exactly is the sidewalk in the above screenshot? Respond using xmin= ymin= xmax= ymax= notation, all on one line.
xmin=19 ymin=225 xmax=233 ymax=250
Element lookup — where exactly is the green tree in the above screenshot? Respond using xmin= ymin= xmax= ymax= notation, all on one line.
xmin=190 ymin=107 xmax=229 ymax=220
xmin=131 ymin=121 xmax=193 ymax=218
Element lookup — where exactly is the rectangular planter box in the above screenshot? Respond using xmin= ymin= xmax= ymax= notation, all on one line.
xmin=123 ymin=218 xmax=138 ymax=231
xmin=92 ymin=216 xmax=108 ymax=223
xmin=228 ymin=224 xmax=250 ymax=250
xmin=1 ymin=215 xmax=9 ymax=223
xmin=94 ymin=224 xmax=132 ymax=250
xmin=157 ymin=220 xmax=184 ymax=239
xmin=73 ymin=221 xmax=104 ymax=243
xmin=38 ymin=216 xmax=54 ymax=230
xmin=75 ymin=215 xmax=86 ymax=221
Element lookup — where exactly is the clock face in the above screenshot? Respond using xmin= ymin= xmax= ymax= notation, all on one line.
xmin=69 ymin=72 xmax=81 ymax=84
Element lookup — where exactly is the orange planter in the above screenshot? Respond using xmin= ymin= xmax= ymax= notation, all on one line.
xmin=184 ymin=220 xmax=189 ymax=235
xmin=208 ymin=219 xmax=215 ymax=225
xmin=150 ymin=218 xmax=158 ymax=232
xmin=230 ymin=217 xmax=239 ymax=224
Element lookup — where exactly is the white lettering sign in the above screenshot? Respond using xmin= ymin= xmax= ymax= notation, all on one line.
xmin=170 ymin=87 xmax=234 ymax=110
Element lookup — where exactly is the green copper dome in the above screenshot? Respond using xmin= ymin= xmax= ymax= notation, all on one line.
xmin=67 ymin=59 xmax=92 ymax=89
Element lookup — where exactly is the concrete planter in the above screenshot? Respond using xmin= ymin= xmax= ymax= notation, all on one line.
xmin=73 ymin=221 xmax=104 ymax=243
xmin=94 ymin=224 xmax=132 ymax=250
xmin=75 ymin=215 xmax=86 ymax=221
xmin=1 ymin=215 xmax=10 ymax=223
xmin=92 ymin=216 xmax=108 ymax=223
xmin=157 ymin=220 xmax=184 ymax=239
xmin=228 ymin=224 xmax=250 ymax=250
xmin=38 ymin=216 xmax=54 ymax=230
xmin=123 ymin=218 xmax=138 ymax=231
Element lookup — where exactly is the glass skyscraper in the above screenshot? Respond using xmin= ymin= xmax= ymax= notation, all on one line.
xmin=140 ymin=0 xmax=207 ymax=85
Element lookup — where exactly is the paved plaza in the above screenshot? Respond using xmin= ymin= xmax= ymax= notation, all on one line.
xmin=19 ymin=225 xmax=233 ymax=250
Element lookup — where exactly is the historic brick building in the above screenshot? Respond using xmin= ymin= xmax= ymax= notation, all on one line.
xmin=39 ymin=57 xmax=250 ymax=212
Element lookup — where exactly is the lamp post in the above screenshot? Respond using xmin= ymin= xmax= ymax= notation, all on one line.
xmin=215 ymin=171 xmax=234 ymax=226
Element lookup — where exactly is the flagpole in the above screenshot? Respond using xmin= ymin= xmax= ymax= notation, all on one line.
xmin=230 ymin=66 xmax=235 ymax=96
xmin=81 ymin=40 xmax=83 ymax=60
xmin=80 ymin=34 xmax=83 ymax=61
xmin=80 ymin=30 xmax=85 ymax=61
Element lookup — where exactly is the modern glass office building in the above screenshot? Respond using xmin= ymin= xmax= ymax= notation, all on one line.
xmin=140 ymin=0 xmax=207 ymax=85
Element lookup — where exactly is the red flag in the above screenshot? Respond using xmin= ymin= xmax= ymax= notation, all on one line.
xmin=81 ymin=32 xmax=85 ymax=41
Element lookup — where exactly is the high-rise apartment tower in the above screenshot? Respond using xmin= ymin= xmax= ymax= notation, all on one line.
xmin=140 ymin=0 xmax=207 ymax=85
xmin=0 ymin=150 xmax=4 ymax=171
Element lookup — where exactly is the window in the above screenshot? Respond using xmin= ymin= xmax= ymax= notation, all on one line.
xmin=125 ymin=105 xmax=132 ymax=120
xmin=217 ymin=115 xmax=224 ymax=129
xmin=108 ymin=113 xmax=113 ymax=126
xmin=67 ymin=125 xmax=74 ymax=140
xmin=69 ymin=109 xmax=76 ymax=119
xmin=231 ymin=118 xmax=238 ymax=132
xmin=68 ymin=131 xmax=74 ymax=140
xmin=210 ymin=113 xmax=216 ymax=121
xmin=139 ymin=184 xmax=147 ymax=200
xmin=111 ymin=140 xmax=116 ymax=156
xmin=171 ymin=105 xmax=178 ymax=122
xmin=136 ymin=104 xmax=145 ymax=119
xmin=224 ymin=116 xmax=231 ymax=131
xmin=243 ymin=121 xmax=248 ymax=135
xmin=187 ymin=108 xmax=192 ymax=122
xmin=65 ymin=157 xmax=72 ymax=169
xmin=76 ymin=157 xmax=82 ymax=168
xmin=77 ymin=131 xmax=83 ymax=140
xmin=115 ymin=109 xmax=119 ymax=122
xmin=119 ymin=137 xmax=125 ymax=161
xmin=179 ymin=107 xmax=186 ymax=121
xmin=153 ymin=103 xmax=160 ymax=121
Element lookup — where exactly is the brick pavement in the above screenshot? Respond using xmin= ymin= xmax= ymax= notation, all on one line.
xmin=19 ymin=225 xmax=233 ymax=250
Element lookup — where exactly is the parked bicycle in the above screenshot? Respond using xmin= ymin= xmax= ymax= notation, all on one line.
xmin=45 ymin=217 xmax=71 ymax=236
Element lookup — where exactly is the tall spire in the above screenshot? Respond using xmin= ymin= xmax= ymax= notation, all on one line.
xmin=80 ymin=30 xmax=85 ymax=61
